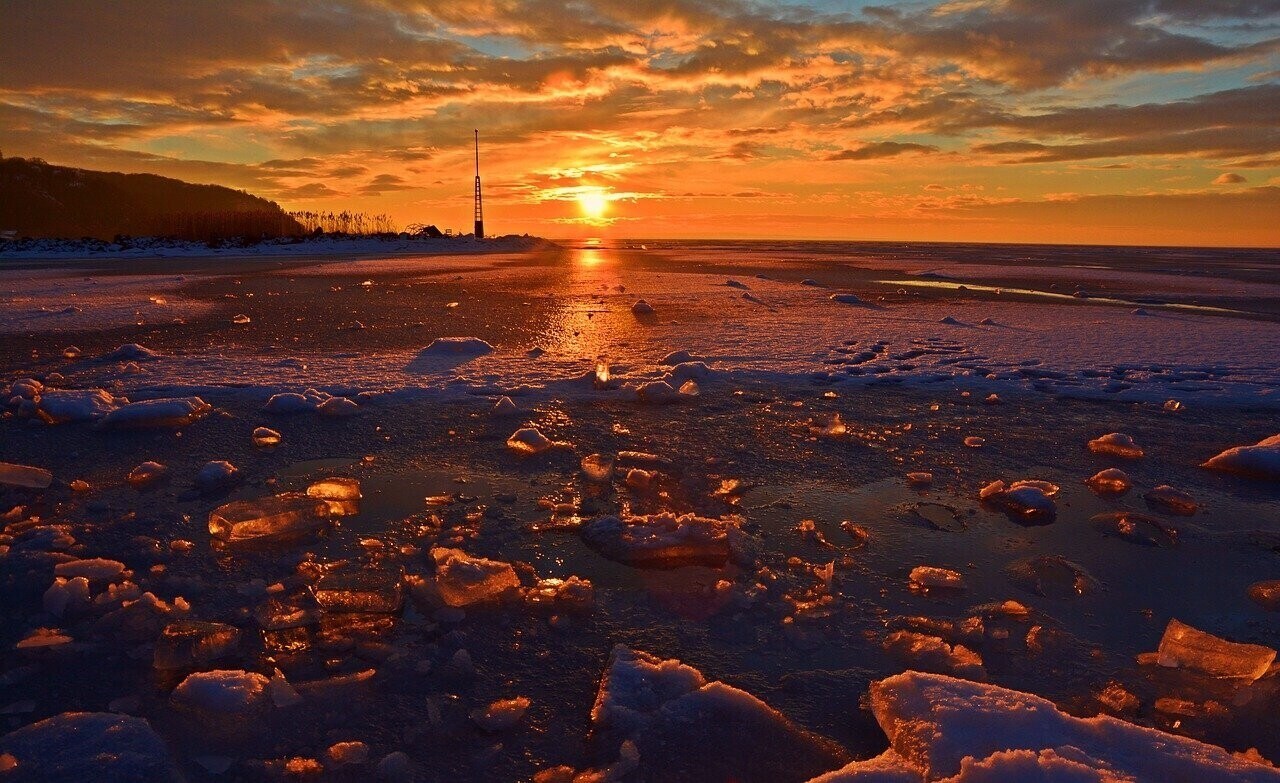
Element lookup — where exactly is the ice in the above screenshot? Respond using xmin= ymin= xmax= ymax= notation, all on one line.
xmin=171 ymin=670 xmax=269 ymax=714
xmin=419 ymin=336 xmax=495 ymax=355
xmin=679 ymin=379 xmax=701 ymax=398
xmin=207 ymin=493 xmax=332 ymax=543
xmin=979 ymin=480 xmax=1057 ymax=517
xmin=661 ymin=350 xmax=702 ymax=365
xmin=93 ymin=592 xmax=191 ymax=641
xmin=830 ymin=293 xmax=865 ymax=304
xmin=471 ymin=696 xmax=531 ymax=731
xmin=864 ymin=670 xmax=1280 ymax=782
xmin=1154 ymin=619 xmax=1276 ymax=681
xmin=1087 ymin=432 xmax=1144 ymax=459
xmin=127 ymin=461 xmax=168 ymax=488
xmin=523 ymin=576 xmax=595 ymax=612
xmin=637 ymin=379 xmax=679 ymax=403
xmin=252 ymin=426 xmax=281 ymax=447
xmin=231 ymin=313 xmax=251 ymax=324
xmin=1248 ymin=581 xmax=1280 ymax=611
xmin=631 ymin=299 xmax=655 ymax=315
xmin=1084 ymin=467 xmax=1131 ymax=494
xmin=1144 ymin=484 xmax=1199 ymax=515
xmin=507 ymin=426 xmax=566 ymax=455
xmin=317 ymin=396 xmax=359 ymax=416
xmin=33 ymin=389 xmax=119 ymax=423
xmin=0 ymin=462 xmax=52 ymax=489
xmin=492 ymin=395 xmax=519 ymax=416
xmin=267 ymin=668 xmax=303 ymax=707
xmin=43 ymin=576 xmax=91 ymax=617
xmin=327 ymin=741 xmax=370 ymax=765
xmin=375 ymin=751 xmax=416 ymax=782
xmin=430 ymin=547 xmax=520 ymax=607
xmin=807 ymin=750 xmax=922 ymax=782
xmin=907 ymin=472 xmax=933 ymax=486
xmin=581 ymin=453 xmax=614 ymax=482
xmin=264 ymin=392 xmax=314 ymax=413
xmin=1006 ymin=555 xmax=1098 ymax=598
xmin=61 ymin=345 xmax=81 ymax=358
xmin=910 ymin=566 xmax=965 ymax=590
xmin=883 ymin=631 xmax=985 ymax=678
xmin=306 ymin=476 xmax=362 ymax=516
xmin=625 ymin=467 xmax=657 ymax=490
xmin=15 ymin=628 xmax=73 ymax=649
xmin=1202 ymin=434 xmax=1280 ymax=480
xmin=963 ymin=436 xmax=985 ymax=448
xmin=1091 ymin=511 xmax=1178 ymax=547
xmin=195 ymin=460 xmax=240 ymax=491
xmin=54 ymin=557 xmax=126 ymax=583
xmin=103 ymin=343 xmax=161 ymax=361
xmin=581 ymin=512 xmax=745 ymax=567
xmin=98 ymin=396 xmax=211 ymax=428
xmin=313 ymin=568 xmax=404 ymax=613
xmin=153 ymin=620 xmax=242 ymax=670
xmin=0 ymin=712 xmax=176 ymax=783
xmin=592 ymin=646 xmax=848 ymax=782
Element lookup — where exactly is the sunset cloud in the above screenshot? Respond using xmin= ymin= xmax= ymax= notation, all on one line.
xmin=0 ymin=0 xmax=1276 ymax=244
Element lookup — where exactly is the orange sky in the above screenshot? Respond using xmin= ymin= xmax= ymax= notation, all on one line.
xmin=2 ymin=1 xmax=1279 ymax=246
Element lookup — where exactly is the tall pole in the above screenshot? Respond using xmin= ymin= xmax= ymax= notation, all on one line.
xmin=473 ymin=129 xmax=484 ymax=239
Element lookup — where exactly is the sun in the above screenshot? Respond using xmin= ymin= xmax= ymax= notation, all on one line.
xmin=577 ymin=189 xmax=609 ymax=219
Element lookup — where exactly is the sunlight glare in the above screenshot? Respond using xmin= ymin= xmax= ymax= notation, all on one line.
xmin=578 ymin=189 xmax=609 ymax=219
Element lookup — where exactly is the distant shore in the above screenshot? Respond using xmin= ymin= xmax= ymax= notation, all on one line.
xmin=0 ymin=233 xmax=558 ymax=262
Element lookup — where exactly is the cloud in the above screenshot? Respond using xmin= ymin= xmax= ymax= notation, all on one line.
xmin=1213 ymin=172 xmax=1247 ymax=184
xmin=825 ymin=142 xmax=940 ymax=161
xmin=358 ymin=173 xmax=417 ymax=194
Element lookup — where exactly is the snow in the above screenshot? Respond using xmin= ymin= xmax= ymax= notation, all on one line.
xmin=860 ymin=670 xmax=1280 ymax=782
xmin=1087 ymin=432 xmax=1144 ymax=459
xmin=317 ymin=396 xmax=359 ymax=416
xmin=171 ymin=670 xmax=269 ymax=714
xmin=807 ymin=751 xmax=923 ymax=782
xmin=1202 ymin=434 xmax=1280 ymax=480
xmin=0 ymin=712 xmax=176 ymax=783
xmin=1154 ymin=619 xmax=1276 ymax=681
xmin=581 ymin=512 xmax=746 ymax=567
xmin=507 ymin=426 xmax=565 ymax=455
xmin=98 ymin=396 xmax=211 ymax=428
xmin=32 ymin=389 xmax=119 ymax=423
xmin=492 ymin=395 xmax=519 ymax=416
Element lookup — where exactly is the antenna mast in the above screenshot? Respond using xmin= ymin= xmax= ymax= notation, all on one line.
xmin=473 ymin=129 xmax=484 ymax=239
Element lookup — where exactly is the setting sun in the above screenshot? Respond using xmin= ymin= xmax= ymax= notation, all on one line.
xmin=577 ymin=189 xmax=608 ymax=220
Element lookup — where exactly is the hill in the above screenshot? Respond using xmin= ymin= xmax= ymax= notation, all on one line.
xmin=0 ymin=157 xmax=303 ymax=241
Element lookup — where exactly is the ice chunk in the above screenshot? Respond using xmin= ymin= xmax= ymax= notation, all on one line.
xmin=660 ymin=350 xmax=701 ymax=365
xmin=882 ymin=631 xmax=985 ymax=679
xmin=15 ymin=628 xmax=73 ymax=649
xmin=506 ymin=426 xmax=566 ymax=455
xmin=103 ymin=343 xmax=161 ymax=361
xmin=35 ymin=389 xmax=119 ymax=423
xmin=327 ymin=741 xmax=369 ymax=766
xmin=1085 ymin=467 xmax=1131 ymax=494
xmin=1248 ymin=580 xmax=1280 ymax=612
xmin=99 ymin=397 xmax=211 ymax=428
xmin=62 ymin=345 xmax=81 ymax=359
xmin=631 ymin=299 xmax=655 ymax=315
xmin=906 ymin=472 xmax=933 ymax=486
xmin=978 ymin=480 xmax=1057 ymax=517
xmin=1091 ymin=511 xmax=1178 ymax=547
xmin=317 ymin=396 xmax=359 ymax=416
xmin=868 ymin=670 xmax=1280 ymax=782
xmin=678 ymin=380 xmax=700 ymax=398
xmin=909 ymin=566 xmax=965 ymax=590
xmin=1087 ymin=432 xmax=1144 ymax=459
xmin=43 ymin=576 xmax=91 ymax=618
xmin=127 ymin=461 xmax=168 ymax=488
xmin=1144 ymin=484 xmax=1199 ymax=515
xmin=420 ymin=336 xmax=495 ymax=356
xmin=1202 ymin=434 xmax=1280 ymax=480
xmin=0 ymin=462 xmax=52 ymax=489
xmin=581 ymin=512 xmax=744 ymax=568
xmin=375 ymin=751 xmax=416 ymax=782
xmin=306 ymin=476 xmax=362 ymax=516
xmin=153 ymin=620 xmax=241 ymax=670
xmin=252 ymin=426 xmax=281 ymax=447
xmin=492 ymin=396 xmax=518 ymax=416
xmin=523 ymin=576 xmax=595 ymax=612
xmin=264 ymin=392 xmax=314 ymax=413
xmin=592 ymin=646 xmax=849 ymax=782
xmin=0 ymin=712 xmax=176 ymax=783
xmin=637 ymin=380 xmax=679 ymax=403
xmin=195 ymin=460 xmax=239 ymax=491
xmin=55 ymin=557 xmax=126 ymax=583
xmin=313 ymin=568 xmax=403 ymax=614
xmin=430 ymin=547 xmax=520 ymax=607
xmin=231 ymin=314 xmax=251 ymax=324
xmin=207 ymin=493 xmax=332 ymax=543
xmin=830 ymin=293 xmax=864 ymax=304
xmin=172 ymin=670 xmax=269 ymax=714
xmin=581 ymin=453 xmax=614 ymax=483
xmin=963 ymin=436 xmax=985 ymax=448
xmin=1154 ymin=619 xmax=1276 ymax=681
xmin=471 ymin=697 xmax=530 ymax=731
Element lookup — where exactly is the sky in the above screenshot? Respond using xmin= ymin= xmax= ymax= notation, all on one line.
xmin=2 ymin=0 xmax=1279 ymax=246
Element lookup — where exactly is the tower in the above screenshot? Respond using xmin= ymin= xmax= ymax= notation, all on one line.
xmin=473 ymin=129 xmax=484 ymax=239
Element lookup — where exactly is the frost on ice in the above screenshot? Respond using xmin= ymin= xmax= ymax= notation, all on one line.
xmin=1202 ymin=434 xmax=1280 ymax=481
xmin=581 ymin=512 xmax=747 ymax=568
xmin=589 ymin=646 xmax=848 ymax=782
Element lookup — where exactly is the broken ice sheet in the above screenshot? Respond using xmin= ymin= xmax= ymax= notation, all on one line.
xmin=1154 ymin=619 xmax=1276 ymax=681
xmin=153 ymin=620 xmax=241 ymax=670
xmin=207 ymin=493 xmax=332 ymax=543
xmin=312 ymin=567 xmax=404 ymax=614
xmin=429 ymin=547 xmax=520 ymax=607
